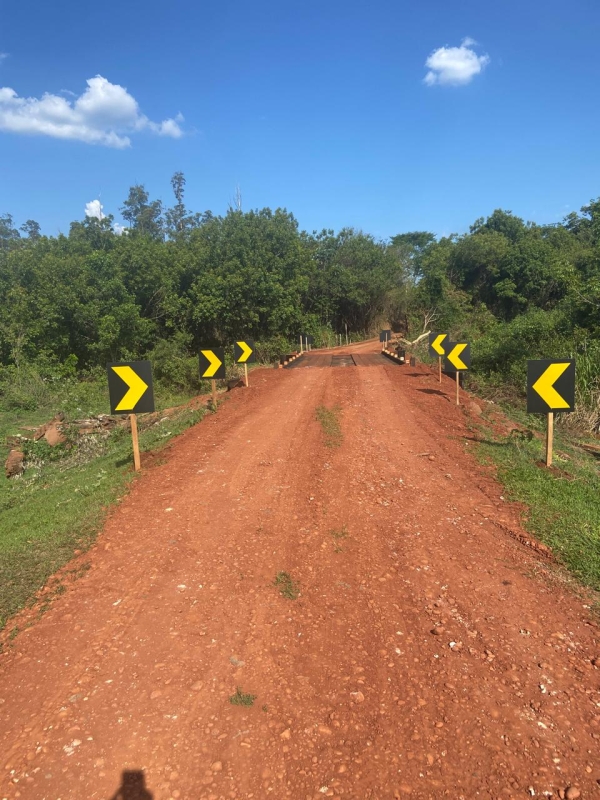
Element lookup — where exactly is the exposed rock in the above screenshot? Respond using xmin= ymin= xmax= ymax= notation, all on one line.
xmin=5 ymin=449 xmax=24 ymax=478
xmin=33 ymin=414 xmax=64 ymax=441
xmin=44 ymin=424 xmax=66 ymax=447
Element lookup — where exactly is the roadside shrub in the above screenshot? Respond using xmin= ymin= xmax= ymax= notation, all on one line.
xmin=146 ymin=334 xmax=201 ymax=393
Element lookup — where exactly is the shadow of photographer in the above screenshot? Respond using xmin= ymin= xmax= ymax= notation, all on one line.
xmin=108 ymin=770 xmax=153 ymax=800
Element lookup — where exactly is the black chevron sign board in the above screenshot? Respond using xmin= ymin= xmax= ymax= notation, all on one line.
xmin=234 ymin=339 xmax=255 ymax=387
xmin=442 ymin=343 xmax=471 ymax=406
xmin=379 ymin=330 xmax=391 ymax=343
xmin=527 ymin=359 xmax=575 ymax=414
xmin=199 ymin=348 xmax=226 ymax=380
xmin=107 ymin=360 xmax=155 ymax=472
xmin=443 ymin=342 xmax=471 ymax=372
xmin=234 ymin=340 xmax=255 ymax=364
xmin=107 ymin=361 xmax=155 ymax=415
xmin=527 ymin=359 xmax=576 ymax=468
xmin=428 ymin=332 xmax=448 ymax=359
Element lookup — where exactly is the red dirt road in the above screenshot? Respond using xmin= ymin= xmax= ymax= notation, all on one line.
xmin=1 ymin=348 xmax=599 ymax=799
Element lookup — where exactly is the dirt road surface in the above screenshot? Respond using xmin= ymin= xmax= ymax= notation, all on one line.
xmin=1 ymin=342 xmax=599 ymax=799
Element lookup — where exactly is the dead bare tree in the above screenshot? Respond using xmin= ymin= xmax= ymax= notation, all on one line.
xmin=392 ymin=307 xmax=439 ymax=348
xmin=228 ymin=184 xmax=242 ymax=212
xmin=422 ymin=307 xmax=440 ymax=333
xmin=396 ymin=331 xmax=431 ymax=347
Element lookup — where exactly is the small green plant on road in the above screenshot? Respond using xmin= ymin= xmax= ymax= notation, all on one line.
xmin=316 ymin=405 xmax=343 ymax=448
xmin=229 ymin=687 xmax=257 ymax=707
xmin=330 ymin=525 xmax=349 ymax=552
xmin=274 ymin=571 xmax=300 ymax=600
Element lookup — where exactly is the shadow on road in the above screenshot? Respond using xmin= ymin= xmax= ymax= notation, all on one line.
xmin=108 ymin=770 xmax=153 ymax=800
xmin=416 ymin=388 xmax=450 ymax=400
xmin=464 ymin=435 xmax=508 ymax=448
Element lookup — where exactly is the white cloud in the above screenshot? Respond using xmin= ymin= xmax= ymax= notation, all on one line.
xmin=113 ymin=223 xmax=128 ymax=236
xmin=0 ymin=53 xmax=8 ymax=63
xmin=0 ymin=75 xmax=184 ymax=148
xmin=424 ymin=37 xmax=490 ymax=87
xmin=85 ymin=199 xmax=104 ymax=219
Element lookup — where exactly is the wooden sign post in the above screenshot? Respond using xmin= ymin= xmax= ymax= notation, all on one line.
xmin=428 ymin=333 xmax=448 ymax=382
xmin=546 ymin=412 xmax=554 ymax=467
xmin=107 ymin=361 xmax=155 ymax=473
xmin=442 ymin=343 xmax=471 ymax=406
xmin=527 ymin=360 xmax=575 ymax=468
xmin=234 ymin=340 xmax=255 ymax=389
xmin=130 ymin=414 xmax=141 ymax=471
xmin=199 ymin=348 xmax=226 ymax=411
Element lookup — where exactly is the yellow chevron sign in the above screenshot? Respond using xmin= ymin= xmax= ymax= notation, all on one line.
xmin=200 ymin=349 xmax=224 ymax=378
xmin=428 ymin=332 xmax=448 ymax=358
xmin=234 ymin=340 xmax=255 ymax=364
xmin=431 ymin=334 xmax=447 ymax=355
xmin=112 ymin=366 xmax=148 ymax=411
xmin=532 ymin=363 xmax=570 ymax=409
xmin=107 ymin=361 xmax=155 ymax=414
xmin=527 ymin=360 xmax=575 ymax=413
xmin=445 ymin=342 xmax=470 ymax=371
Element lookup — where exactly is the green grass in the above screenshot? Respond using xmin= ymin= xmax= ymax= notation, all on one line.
xmin=0 ymin=400 xmax=206 ymax=630
xmin=274 ymin=571 xmax=300 ymax=600
xmin=229 ymin=687 xmax=257 ymax=707
xmin=476 ymin=425 xmax=600 ymax=591
xmin=316 ymin=405 xmax=343 ymax=448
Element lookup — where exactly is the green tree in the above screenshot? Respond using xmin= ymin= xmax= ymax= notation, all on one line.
xmin=0 ymin=214 xmax=20 ymax=250
xmin=120 ymin=185 xmax=164 ymax=239
xmin=19 ymin=220 xmax=42 ymax=242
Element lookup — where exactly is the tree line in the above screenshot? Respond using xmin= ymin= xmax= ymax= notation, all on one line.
xmin=1 ymin=172 xmax=599 ymax=426
xmin=402 ymin=201 xmax=600 ymax=429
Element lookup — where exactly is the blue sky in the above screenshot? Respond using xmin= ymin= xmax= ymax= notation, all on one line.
xmin=1 ymin=0 xmax=599 ymax=239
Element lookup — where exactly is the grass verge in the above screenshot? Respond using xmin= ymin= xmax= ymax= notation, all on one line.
xmin=476 ymin=423 xmax=600 ymax=592
xmin=0 ymin=403 xmax=206 ymax=631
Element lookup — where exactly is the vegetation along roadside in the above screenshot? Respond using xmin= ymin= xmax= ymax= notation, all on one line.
xmin=0 ymin=380 xmax=210 ymax=635
xmin=469 ymin=403 xmax=600 ymax=597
